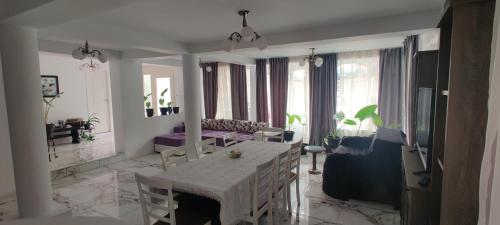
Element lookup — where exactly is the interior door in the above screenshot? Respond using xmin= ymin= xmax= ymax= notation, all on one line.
xmin=85 ymin=68 xmax=112 ymax=133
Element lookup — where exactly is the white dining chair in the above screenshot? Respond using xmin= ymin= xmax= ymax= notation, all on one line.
xmin=274 ymin=148 xmax=291 ymax=220
xmin=135 ymin=173 xmax=211 ymax=225
xmin=160 ymin=147 xmax=189 ymax=172
xmin=259 ymin=127 xmax=284 ymax=143
xmin=222 ymin=132 xmax=238 ymax=147
xmin=241 ymin=158 xmax=275 ymax=225
xmin=194 ymin=138 xmax=217 ymax=155
xmin=287 ymin=140 xmax=303 ymax=214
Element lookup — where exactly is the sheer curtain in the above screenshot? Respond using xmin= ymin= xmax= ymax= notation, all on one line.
xmin=337 ymin=50 xmax=380 ymax=135
xmin=215 ymin=63 xmax=232 ymax=119
xmin=287 ymin=58 xmax=310 ymax=143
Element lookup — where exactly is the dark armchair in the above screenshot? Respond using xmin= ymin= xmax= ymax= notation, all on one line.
xmin=322 ymin=127 xmax=405 ymax=209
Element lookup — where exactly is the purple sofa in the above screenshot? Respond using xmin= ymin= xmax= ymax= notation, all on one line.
xmin=154 ymin=119 xmax=269 ymax=147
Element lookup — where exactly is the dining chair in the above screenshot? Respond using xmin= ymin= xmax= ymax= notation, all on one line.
xmin=135 ymin=173 xmax=211 ymax=225
xmin=241 ymin=158 xmax=275 ymax=225
xmin=194 ymin=138 xmax=217 ymax=155
xmin=274 ymin=148 xmax=291 ymax=220
xmin=287 ymin=140 xmax=303 ymax=214
xmin=259 ymin=127 xmax=284 ymax=143
xmin=222 ymin=132 xmax=238 ymax=147
xmin=160 ymin=147 xmax=189 ymax=172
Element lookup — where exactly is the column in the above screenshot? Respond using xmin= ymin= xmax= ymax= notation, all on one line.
xmin=0 ymin=25 xmax=53 ymax=218
xmin=182 ymin=54 xmax=202 ymax=159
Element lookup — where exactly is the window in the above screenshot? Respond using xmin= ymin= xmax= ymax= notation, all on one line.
xmin=142 ymin=64 xmax=176 ymax=117
xmin=215 ymin=63 xmax=232 ymax=119
xmin=336 ymin=50 xmax=380 ymax=135
xmin=287 ymin=59 xmax=310 ymax=142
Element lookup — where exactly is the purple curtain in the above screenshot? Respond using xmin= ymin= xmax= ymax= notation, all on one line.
xmin=202 ymin=62 xmax=218 ymax=119
xmin=378 ymin=48 xmax=403 ymax=127
xmin=269 ymin=57 xmax=289 ymax=128
xmin=256 ymin=59 xmax=269 ymax=123
xmin=230 ymin=64 xmax=248 ymax=120
xmin=309 ymin=54 xmax=337 ymax=145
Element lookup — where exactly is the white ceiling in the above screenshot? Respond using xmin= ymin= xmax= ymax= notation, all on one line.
xmin=83 ymin=0 xmax=444 ymax=43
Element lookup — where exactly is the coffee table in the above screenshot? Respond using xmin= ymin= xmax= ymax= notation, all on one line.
xmin=304 ymin=145 xmax=326 ymax=174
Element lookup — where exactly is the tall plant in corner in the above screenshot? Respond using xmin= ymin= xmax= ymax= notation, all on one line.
xmin=352 ymin=104 xmax=383 ymax=135
xmin=158 ymin=88 xmax=168 ymax=115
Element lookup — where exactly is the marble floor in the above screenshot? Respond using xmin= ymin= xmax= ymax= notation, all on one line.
xmin=1 ymin=152 xmax=400 ymax=225
xmin=48 ymin=132 xmax=116 ymax=171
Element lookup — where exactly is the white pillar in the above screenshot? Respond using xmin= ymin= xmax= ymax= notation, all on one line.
xmin=182 ymin=54 xmax=202 ymax=159
xmin=0 ymin=25 xmax=53 ymax=218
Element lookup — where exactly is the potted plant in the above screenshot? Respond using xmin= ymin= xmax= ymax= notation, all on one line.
xmin=325 ymin=111 xmax=355 ymax=149
xmin=172 ymin=101 xmax=180 ymax=114
xmin=84 ymin=113 xmax=100 ymax=130
xmin=144 ymin=93 xmax=154 ymax=117
xmin=284 ymin=113 xmax=302 ymax=141
xmin=166 ymin=102 xmax=173 ymax=115
xmin=159 ymin=88 xmax=168 ymax=115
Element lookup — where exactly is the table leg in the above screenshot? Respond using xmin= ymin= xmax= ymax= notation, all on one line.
xmin=309 ymin=152 xmax=321 ymax=174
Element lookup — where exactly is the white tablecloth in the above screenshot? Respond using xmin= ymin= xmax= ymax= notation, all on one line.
xmin=152 ymin=140 xmax=291 ymax=225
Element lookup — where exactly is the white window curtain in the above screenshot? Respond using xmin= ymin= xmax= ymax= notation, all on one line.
xmin=215 ymin=63 xmax=232 ymax=119
xmin=337 ymin=50 xmax=380 ymax=135
xmin=287 ymin=58 xmax=310 ymax=143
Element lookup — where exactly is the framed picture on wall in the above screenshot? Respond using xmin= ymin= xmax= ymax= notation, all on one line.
xmin=41 ymin=75 xmax=59 ymax=97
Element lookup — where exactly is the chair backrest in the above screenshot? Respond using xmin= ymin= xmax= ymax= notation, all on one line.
xmin=290 ymin=140 xmax=303 ymax=170
xmin=223 ymin=132 xmax=238 ymax=147
xmin=260 ymin=127 xmax=284 ymax=143
xmin=253 ymin=158 xmax=275 ymax=216
xmin=195 ymin=138 xmax=217 ymax=154
xmin=276 ymin=149 xmax=291 ymax=190
xmin=135 ymin=173 xmax=176 ymax=225
xmin=160 ymin=147 xmax=189 ymax=172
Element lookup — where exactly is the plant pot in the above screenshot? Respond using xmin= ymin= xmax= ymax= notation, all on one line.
xmin=84 ymin=123 xmax=91 ymax=130
xmin=173 ymin=107 xmax=180 ymax=114
xmin=160 ymin=107 xmax=168 ymax=115
xmin=327 ymin=136 xmax=341 ymax=149
xmin=166 ymin=107 xmax=173 ymax=115
xmin=283 ymin=130 xmax=295 ymax=142
xmin=46 ymin=123 xmax=55 ymax=139
xmin=146 ymin=108 xmax=154 ymax=117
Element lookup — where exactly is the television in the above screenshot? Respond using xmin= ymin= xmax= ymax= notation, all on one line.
xmin=415 ymin=87 xmax=436 ymax=172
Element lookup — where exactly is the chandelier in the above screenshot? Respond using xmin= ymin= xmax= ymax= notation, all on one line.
xmin=72 ymin=41 xmax=108 ymax=70
xmin=223 ymin=10 xmax=268 ymax=52
xmin=299 ymin=48 xmax=324 ymax=68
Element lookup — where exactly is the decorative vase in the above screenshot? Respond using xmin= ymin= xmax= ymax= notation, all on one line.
xmin=160 ymin=107 xmax=168 ymax=115
xmin=283 ymin=130 xmax=295 ymax=141
xmin=173 ymin=107 xmax=180 ymax=114
xmin=146 ymin=108 xmax=154 ymax=117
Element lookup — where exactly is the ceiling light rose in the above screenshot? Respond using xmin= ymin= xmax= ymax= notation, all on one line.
xmin=72 ymin=41 xmax=108 ymax=70
xmin=223 ymin=10 xmax=266 ymax=52
xmin=301 ymin=48 xmax=323 ymax=68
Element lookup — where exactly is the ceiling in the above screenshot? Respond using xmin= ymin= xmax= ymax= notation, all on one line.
xmin=83 ymin=0 xmax=444 ymax=43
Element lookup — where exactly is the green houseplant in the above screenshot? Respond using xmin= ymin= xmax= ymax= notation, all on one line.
xmin=83 ymin=113 xmax=100 ymax=130
xmin=159 ymin=88 xmax=168 ymax=115
xmin=284 ymin=113 xmax=302 ymax=141
xmin=144 ymin=93 xmax=154 ymax=117
xmin=166 ymin=102 xmax=173 ymax=115
xmin=172 ymin=101 xmax=180 ymax=114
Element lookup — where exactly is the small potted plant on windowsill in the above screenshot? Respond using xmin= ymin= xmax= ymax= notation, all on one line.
xmin=159 ymin=88 xmax=168 ymax=115
xmin=166 ymin=102 xmax=173 ymax=115
xmin=144 ymin=93 xmax=154 ymax=117
xmin=284 ymin=113 xmax=302 ymax=141
xmin=172 ymin=101 xmax=180 ymax=114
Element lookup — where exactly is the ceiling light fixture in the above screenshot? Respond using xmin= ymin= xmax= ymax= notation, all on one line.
xmin=72 ymin=41 xmax=108 ymax=70
xmin=299 ymin=48 xmax=323 ymax=68
xmin=223 ymin=10 xmax=267 ymax=52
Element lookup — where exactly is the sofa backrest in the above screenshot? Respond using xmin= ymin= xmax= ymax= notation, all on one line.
xmin=201 ymin=119 xmax=268 ymax=134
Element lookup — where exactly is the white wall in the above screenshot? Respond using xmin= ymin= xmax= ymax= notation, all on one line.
xmin=419 ymin=29 xmax=440 ymax=51
xmin=0 ymin=55 xmax=15 ymax=198
xmin=119 ymin=58 xmax=184 ymax=158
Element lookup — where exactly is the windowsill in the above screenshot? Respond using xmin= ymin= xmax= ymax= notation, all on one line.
xmin=144 ymin=113 xmax=183 ymax=119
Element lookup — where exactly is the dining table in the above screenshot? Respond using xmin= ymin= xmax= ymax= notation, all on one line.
xmin=152 ymin=140 xmax=291 ymax=225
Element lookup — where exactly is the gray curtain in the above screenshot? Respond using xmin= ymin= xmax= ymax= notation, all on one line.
xmin=378 ymin=48 xmax=403 ymax=127
xmin=309 ymin=54 xmax=337 ymax=145
xmin=256 ymin=59 xmax=269 ymax=123
xmin=402 ymin=35 xmax=418 ymax=145
xmin=230 ymin=64 xmax=248 ymax=120
xmin=202 ymin=62 xmax=218 ymax=119
xmin=269 ymin=57 xmax=289 ymax=128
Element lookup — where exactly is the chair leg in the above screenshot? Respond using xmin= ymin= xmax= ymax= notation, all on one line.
xmin=287 ymin=184 xmax=292 ymax=215
xmin=51 ymin=139 xmax=58 ymax=158
xmin=295 ymin=177 xmax=300 ymax=207
xmin=47 ymin=143 xmax=51 ymax=162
